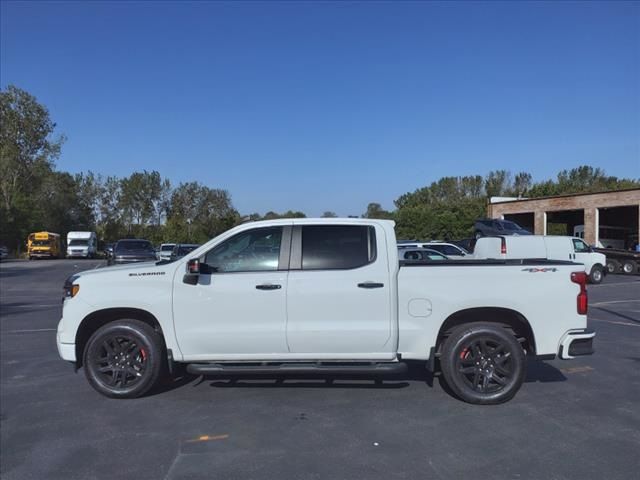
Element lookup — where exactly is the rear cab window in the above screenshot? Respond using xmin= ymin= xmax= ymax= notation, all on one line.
xmin=301 ymin=225 xmax=376 ymax=270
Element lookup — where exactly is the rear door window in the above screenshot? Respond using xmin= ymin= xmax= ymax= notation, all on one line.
xmin=301 ymin=225 xmax=375 ymax=270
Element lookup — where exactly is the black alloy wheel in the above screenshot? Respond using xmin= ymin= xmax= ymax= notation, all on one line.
xmin=440 ymin=323 xmax=526 ymax=404
xmin=456 ymin=337 xmax=514 ymax=393
xmin=84 ymin=320 xmax=163 ymax=398
xmin=92 ymin=335 xmax=148 ymax=389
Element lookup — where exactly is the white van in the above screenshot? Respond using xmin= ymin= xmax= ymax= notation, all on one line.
xmin=66 ymin=231 xmax=98 ymax=259
xmin=573 ymin=224 xmax=630 ymax=250
xmin=474 ymin=235 xmax=607 ymax=284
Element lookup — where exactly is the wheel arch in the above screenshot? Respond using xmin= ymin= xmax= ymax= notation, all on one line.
xmin=75 ymin=308 xmax=165 ymax=368
xmin=436 ymin=307 xmax=536 ymax=355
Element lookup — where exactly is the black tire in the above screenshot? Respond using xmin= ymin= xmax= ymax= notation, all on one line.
xmin=83 ymin=319 xmax=164 ymax=399
xmin=622 ymin=260 xmax=637 ymax=275
xmin=606 ymin=260 xmax=620 ymax=275
xmin=589 ymin=266 xmax=604 ymax=284
xmin=439 ymin=323 xmax=526 ymax=405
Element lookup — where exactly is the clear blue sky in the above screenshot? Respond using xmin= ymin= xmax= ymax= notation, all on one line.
xmin=2 ymin=1 xmax=639 ymax=216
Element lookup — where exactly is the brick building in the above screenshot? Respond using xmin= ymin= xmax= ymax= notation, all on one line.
xmin=487 ymin=188 xmax=640 ymax=248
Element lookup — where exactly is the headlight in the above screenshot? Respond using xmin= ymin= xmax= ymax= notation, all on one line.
xmin=63 ymin=274 xmax=80 ymax=299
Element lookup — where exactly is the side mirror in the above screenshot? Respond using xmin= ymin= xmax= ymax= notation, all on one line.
xmin=183 ymin=259 xmax=200 ymax=285
xmin=183 ymin=259 xmax=216 ymax=285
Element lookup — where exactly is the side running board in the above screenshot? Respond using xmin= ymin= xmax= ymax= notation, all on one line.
xmin=186 ymin=362 xmax=408 ymax=377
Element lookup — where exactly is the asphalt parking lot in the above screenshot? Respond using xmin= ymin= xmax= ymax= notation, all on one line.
xmin=1 ymin=259 xmax=639 ymax=480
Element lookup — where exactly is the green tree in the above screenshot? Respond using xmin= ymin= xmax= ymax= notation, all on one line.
xmin=484 ymin=170 xmax=512 ymax=198
xmin=511 ymin=172 xmax=532 ymax=197
xmin=167 ymin=182 xmax=239 ymax=243
xmin=0 ymin=85 xmax=65 ymax=250
xmin=363 ymin=202 xmax=393 ymax=219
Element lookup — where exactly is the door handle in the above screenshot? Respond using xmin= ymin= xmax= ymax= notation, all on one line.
xmin=358 ymin=282 xmax=384 ymax=289
xmin=256 ymin=284 xmax=282 ymax=290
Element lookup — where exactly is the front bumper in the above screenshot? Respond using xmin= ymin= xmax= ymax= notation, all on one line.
xmin=30 ymin=252 xmax=54 ymax=258
xmin=67 ymin=251 xmax=89 ymax=258
xmin=114 ymin=258 xmax=157 ymax=264
xmin=558 ymin=329 xmax=595 ymax=359
xmin=56 ymin=329 xmax=76 ymax=362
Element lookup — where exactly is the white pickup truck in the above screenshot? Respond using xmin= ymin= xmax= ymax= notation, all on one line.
xmin=57 ymin=219 xmax=595 ymax=404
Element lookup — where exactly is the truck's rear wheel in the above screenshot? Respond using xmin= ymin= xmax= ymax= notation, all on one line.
xmin=606 ymin=260 xmax=620 ymax=274
xmin=622 ymin=260 xmax=637 ymax=275
xmin=440 ymin=323 xmax=526 ymax=405
xmin=83 ymin=319 xmax=164 ymax=399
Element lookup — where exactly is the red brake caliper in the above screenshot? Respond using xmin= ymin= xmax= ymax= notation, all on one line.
xmin=140 ymin=348 xmax=147 ymax=361
xmin=460 ymin=347 xmax=470 ymax=360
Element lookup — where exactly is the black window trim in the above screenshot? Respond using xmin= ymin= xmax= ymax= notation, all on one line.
xmin=290 ymin=224 xmax=378 ymax=272
xmin=199 ymin=225 xmax=292 ymax=274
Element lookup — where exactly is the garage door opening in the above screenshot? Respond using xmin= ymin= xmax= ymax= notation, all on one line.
xmin=546 ymin=209 xmax=584 ymax=237
xmin=503 ymin=213 xmax=534 ymax=234
xmin=598 ymin=206 xmax=639 ymax=250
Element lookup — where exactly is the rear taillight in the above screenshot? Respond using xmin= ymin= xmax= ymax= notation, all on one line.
xmin=571 ymin=271 xmax=588 ymax=315
xmin=500 ymin=238 xmax=507 ymax=255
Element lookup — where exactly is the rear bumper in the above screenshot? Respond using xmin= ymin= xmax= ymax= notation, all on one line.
xmin=559 ymin=329 xmax=595 ymax=359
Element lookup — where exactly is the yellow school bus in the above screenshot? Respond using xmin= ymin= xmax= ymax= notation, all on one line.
xmin=27 ymin=232 xmax=62 ymax=259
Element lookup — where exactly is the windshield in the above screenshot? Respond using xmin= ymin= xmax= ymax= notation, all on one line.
xmin=69 ymin=239 xmax=89 ymax=246
xmin=116 ymin=241 xmax=154 ymax=252
xmin=177 ymin=245 xmax=198 ymax=256
xmin=502 ymin=221 xmax=523 ymax=231
xmin=32 ymin=240 xmax=51 ymax=247
xmin=161 ymin=245 xmax=175 ymax=251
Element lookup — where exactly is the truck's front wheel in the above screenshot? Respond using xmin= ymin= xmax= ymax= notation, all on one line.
xmin=83 ymin=320 xmax=164 ymax=399
xmin=440 ymin=323 xmax=526 ymax=405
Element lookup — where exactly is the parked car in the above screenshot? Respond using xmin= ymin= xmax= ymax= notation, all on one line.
xmin=158 ymin=243 xmax=176 ymax=261
xmin=170 ymin=244 xmax=200 ymax=261
xmin=107 ymin=239 xmax=157 ymax=266
xmin=58 ymin=218 xmax=594 ymax=404
xmin=0 ymin=245 xmax=9 ymax=261
xmin=473 ymin=235 xmax=607 ymax=284
xmin=594 ymin=247 xmax=640 ymax=275
xmin=452 ymin=238 xmax=476 ymax=254
xmin=398 ymin=242 xmax=468 ymax=259
xmin=474 ymin=219 xmax=532 ymax=238
xmin=398 ymin=248 xmax=448 ymax=261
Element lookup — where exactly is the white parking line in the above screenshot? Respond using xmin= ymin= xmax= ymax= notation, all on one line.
xmin=589 ymin=317 xmax=640 ymax=327
xmin=591 ymin=300 xmax=640 ymax=306
xmin=7 ymin=304 xmax=60 ymax=308
xmin=591 ymin=281 xmax=640 ymax=288
xmin=5 ymin=328 xmax=57 ymax=333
